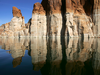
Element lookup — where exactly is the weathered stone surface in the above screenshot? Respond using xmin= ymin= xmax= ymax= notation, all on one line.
xmin=1 ymin=0 xmax=100 ymax=38
xmin=31 ymin=3 xmax=46 ymax=37
xmin=22 ymin=16 xmax=25 ymax=28
xmin=42 ymin=0 xmax=63 ymax=37
xmin=47 ymin=14 xmax=62 ymax=37
xmin=0 ymin=24 xmax=5 ymax=36
xmin=41 ymin=0 xmax=62 ymax=14
xmin=32 ymin=2 xmax=45 ymax=15
xmin=0 ymin=6 xmax=29 ymax=38
xmin=64 ymin=0 xmax=94 ymax=37
xmin=23 ymin=29 xmax=29 ymax=36
xmin=10 ymin=17 xmax=22 ymax=31
xmin=93 ymin=0 xmax=100 ymax=37
xmin=12 ymin=6 xmax=22 ymax=17
xmin=39 ymin=0 xmax=95 ymax=37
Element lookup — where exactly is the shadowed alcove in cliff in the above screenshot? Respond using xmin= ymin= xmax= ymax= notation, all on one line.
xmin=80 ymin=0 xmax=94 ymax=38
xmin=80 ymin=0 xmax=94 ymax=18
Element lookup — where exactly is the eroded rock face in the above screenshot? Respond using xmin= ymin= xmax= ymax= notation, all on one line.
xmin=1 ymin=0 xmax=100 ymax=38
xmin=64 ymin=0 xmax=94 ymax=37
xmin=93 ymin=0 xmax=100 ymax=37
xmin=42 ymin=0 xmax=63 ymax=37
xmin=10 ymin=17 xmax=22 ymax=31
xmin=32 ymin=2 xmax=45 ymax=15
xmin=0 ymin=24 xmax=6 ymax=36
xmin=31 ymin=2 xmax=46 ymax=37
xmin=30 ymin=0 xmax=98 ymax=38
xmin=12 ymin=6 xmax=22 ymax=17
xmin=1 ymin=6 xmax=29 ymax=38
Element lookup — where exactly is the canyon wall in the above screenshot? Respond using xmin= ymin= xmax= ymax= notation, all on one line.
xmin=1 ymin=7 xmax=29 ymax=38
xmin=1 ymin=0 xmax=100 ymax=38
xmin=31 ymin=3 xmax=46 ymax=37
xmin=93 ymin=0 xmax=100 ymax=37
xmin=31 ymin=0 xmax=99 ymax=37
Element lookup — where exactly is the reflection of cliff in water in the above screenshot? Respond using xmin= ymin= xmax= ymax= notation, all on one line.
xmin=41 ymin=37 xmax=94 ymax=75
xmin=0 ymin=38 xmax=30 ymax=68
xmin=0 ymin=37 xmax=100 ymax=75
xmin=30 ymin=38 xmax=47 ymax=71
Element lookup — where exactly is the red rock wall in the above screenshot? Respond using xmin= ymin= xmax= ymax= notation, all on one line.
xmin=41 ymin=0 xmax=62 ymax=14
xmin=12 ymin=6 xmax=22 ymax=17
xmin=32 ymin=2 xmax=45 ymax=15
xmin=66 ymin=0 xmax=72 ymax=12
xmin=41 ymin=0 xmax=94 ymax=15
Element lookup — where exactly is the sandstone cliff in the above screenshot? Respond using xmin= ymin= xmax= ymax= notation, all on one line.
xmin=1 ymin=0 xmax=100 ymax=38
xmin=1 ymin=7 xmax=29 ymax=38
xmin=31 ymin=0 xmax=97 ymax=37
xmin=0 ymin=24 xmax=5 ymax=36
xmin=31 ymin=2 xmax=46 ymax=37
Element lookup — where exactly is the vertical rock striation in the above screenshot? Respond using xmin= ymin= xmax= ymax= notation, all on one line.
xmin=93 ymin=0 xmax=100 ymax=37
xmin=31 ymin=3 xmax=46 ymax=37
xmin=1 ymin=0 xmax=100 ymax=38
xmin=65 ymin=0 xmax=94 ymax=37
xmin=31 ymin=0 xmax=97 ymax=38
xmin=1 ymin=6 xmax=29 ymax=38
xmin=46 ymin=0 xmax=63 ymax=37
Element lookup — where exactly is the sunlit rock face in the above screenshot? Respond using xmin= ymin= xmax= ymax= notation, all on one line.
xmin=12 ymin=6 xmax=22 ymax=17
xmin=42 ymin=0 xmax=63 ymax=37
xmin=0 ymin=24 xmax=7 ymax=37
xmin=31 ymin=0 xmax=100 ymax=38
xmin=1 ymin=0 xmax=100 ymax=38
xmin=65 ymin=0 xmax=94 ymax=37
xmin=31 ymin=3 xmax=46 ymax=37
xmin=93 ymin=0 xmax=100 ymax=37
xmin=1 ymin=7 xmax=29 ymax=38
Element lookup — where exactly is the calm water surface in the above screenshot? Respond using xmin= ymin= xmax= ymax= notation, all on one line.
xmin=0 ymin=37 xmax=100 ymax=75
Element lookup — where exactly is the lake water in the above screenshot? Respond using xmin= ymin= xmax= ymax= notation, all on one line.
xmin=0 ymin=37 xmax=100 ymax=75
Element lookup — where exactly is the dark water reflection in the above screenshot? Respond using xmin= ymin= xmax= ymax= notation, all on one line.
xmin=0 ymin=37 xmax=100 ymax=75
